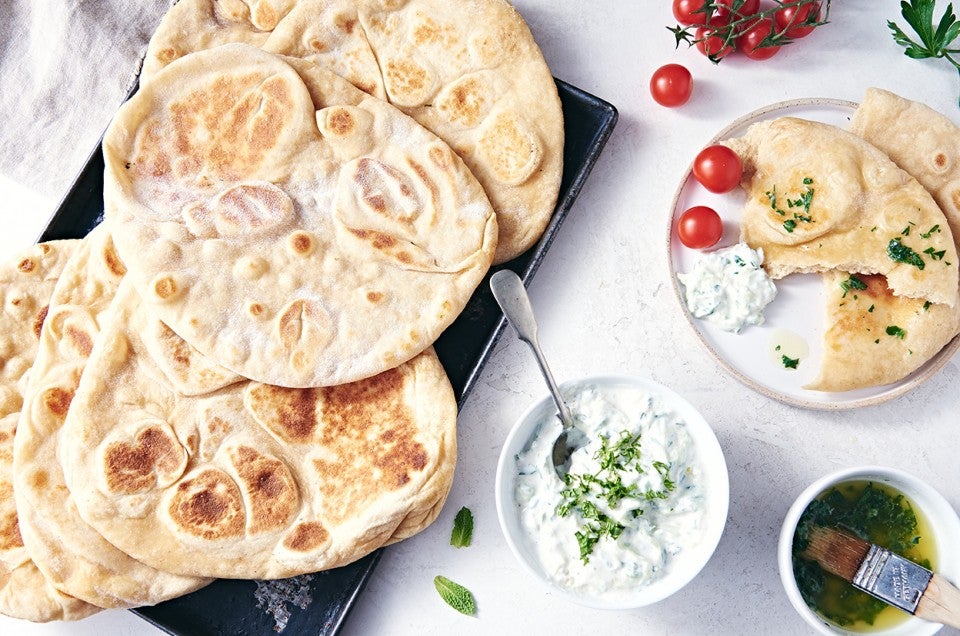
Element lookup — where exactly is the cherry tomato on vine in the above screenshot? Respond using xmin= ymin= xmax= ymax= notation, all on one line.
xmin=677 ymin=206 xmax=724 ymax=249
xmin=740 ymin=18 xmax=781 ymax=60
xmin=715 ymin=0 xmax=760 ymax=19
xmin=650 ymin=63 xmax=693 ymax=107
xmin=693 ymin=145 xmax=743 ymax=193
xmin=775 ymin=1 xmax=821 ymax=38
xmin=695 ymin=17 xmax=736 ymax=60
xmin=673 ymin=0 xmax=712 ymax=26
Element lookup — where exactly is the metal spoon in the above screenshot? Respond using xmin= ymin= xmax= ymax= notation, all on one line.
xmin=489 ymin=269 xmax=576 ymax=476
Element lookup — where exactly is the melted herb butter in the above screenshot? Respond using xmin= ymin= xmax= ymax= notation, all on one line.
xmin=677 ymin=242 xmax=777 ymax=333
xmin=514 ymin=384 xmax=707 ymax=601
xmin=792 ymin=481 xmax=937 ymax=631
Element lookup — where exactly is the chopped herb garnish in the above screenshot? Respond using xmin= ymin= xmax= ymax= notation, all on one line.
xmin=886 ymin=325 xmax=907 ymax=339
xmin=868 ymin=304 xmax=875 ymax=313
xmin=840 ymin=275 xmax=868 ymax=297
xmin=784 ymin=219 xmax=797 ymax=233
xmin=875 ymin=339 xmax=880 ymax=344
xmin=923 ymin=301 xmax=932 ymax=311
xmin=887 ymin=238 xmax=926 ymax=270
xmin=871 ymin=226 xmax=878 ymax=232
xmin=775 ymin=344 xmax=782 ymax=351
xmin=734 ymin=255 xmax=746 ymax=266
xmin=803 ymin=177 xmax=813 ymax=185
xmin=921 ymin=224 xmax=941 ymax=238
xmin=923 ymin=246 xmax=946 ymax=261
xmin=556 ymin=430 xmax=674 ymax=564
xmin=902 ymin=225 xmax=911 ymax=235
xmin=781 ymin=355 xmax=800 ymax=369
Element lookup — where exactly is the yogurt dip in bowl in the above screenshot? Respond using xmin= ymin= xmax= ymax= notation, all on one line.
xmin=495 ymin=375 xmax=729 ymax=609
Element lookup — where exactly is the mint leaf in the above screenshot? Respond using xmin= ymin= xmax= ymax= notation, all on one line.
xmin=434 ymin=575 xmax=476 ymax=616
xmin=450 ymin=506 xmax=473 ymax=548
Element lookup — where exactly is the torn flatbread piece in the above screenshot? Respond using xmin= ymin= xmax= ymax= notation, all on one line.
xmin=851 ymin=87 xmax=960 ymax=255
xmin=725 ymin=117 xmax=959 ymax=306
xmin=807 ymin=272 xmax=960 ymax=392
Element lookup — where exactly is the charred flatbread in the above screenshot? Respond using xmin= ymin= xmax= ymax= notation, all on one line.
xmin=60 ymin=279 xmax=457 ymax=579
xmin=140 ymin=0 xmax=563 ymax=264
xmin=104 ymin=43 xmax=496 ymax=388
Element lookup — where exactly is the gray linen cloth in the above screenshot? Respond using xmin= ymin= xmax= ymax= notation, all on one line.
xmin=0 ymin=0 xmax=171 ymax=206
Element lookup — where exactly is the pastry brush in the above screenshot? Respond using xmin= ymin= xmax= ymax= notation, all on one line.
xmin=803 ymin=525 xmax=960 ymax=628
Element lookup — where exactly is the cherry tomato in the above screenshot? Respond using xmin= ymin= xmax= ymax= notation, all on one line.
xmin=740 ymin=18 xmax=781 ymax=60
xmin=695 ymin=17 xmax=736 ymax=60
xmin=693 ymin=145 xmax=743 ymax=193
xmin=673 ymin=0 xmax=712 ymax=26
xmin=775 ymin=1 xmax=821 ymax=38
xmin=715 ymin=0 xmax=760 ymax=19
xmin=650 ymin=63 xmax=693 ymax=107
xmin=677 ymin=206 xmax=724 ymax=249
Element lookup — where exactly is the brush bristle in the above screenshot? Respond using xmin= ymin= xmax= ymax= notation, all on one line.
xmin=803 ymin=526 xmax=872 ymax=582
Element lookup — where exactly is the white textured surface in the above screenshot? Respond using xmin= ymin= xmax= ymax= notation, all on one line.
xmin=1 ymin=1 xmax=959 ymax=635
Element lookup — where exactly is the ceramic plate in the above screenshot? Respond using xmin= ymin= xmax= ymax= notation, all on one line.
xmin=667 ymin=98 xmax=960 ymax=410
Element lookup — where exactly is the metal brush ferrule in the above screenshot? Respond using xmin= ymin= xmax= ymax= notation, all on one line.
xmin=852 ymin=544 xmax=933 ymax=614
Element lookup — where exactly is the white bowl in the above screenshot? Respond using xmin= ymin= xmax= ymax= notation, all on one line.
xmin=778 ymin=466 xmax=960 ymax=636
xmin=494 ymin=375 xmax=729 ymax=609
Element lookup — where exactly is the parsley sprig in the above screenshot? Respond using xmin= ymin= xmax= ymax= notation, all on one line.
xmin=669 ymin=1 xmax=831 ymax=64
xmin=556 ymin=430 xmax=675 ymax=564
xmin=890 ymin=0 xmax=960 ymax=104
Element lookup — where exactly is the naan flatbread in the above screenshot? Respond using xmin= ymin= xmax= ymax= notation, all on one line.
xmin=13 ymin=225 xmax=212 ymax=609
xmin=808 ymin=272 xmax=960 ymax=392
xmin=60 ymin=279 xmax=457 ymax=579
xmin=0 ymin=239 xmax=97 ymax=622
xmin=726 ymin=117 xmax=959 ymax=306
xmin=140 ymin=0 xmax=564 ymax=264
xmin=104 ymin=43 xmax=496 ymax=388
xmin=851 ymin=87 xmax=960 ymax=255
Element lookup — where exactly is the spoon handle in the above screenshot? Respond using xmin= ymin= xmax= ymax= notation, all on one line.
xmin=489 ymin=270 xmax=573 ymax=426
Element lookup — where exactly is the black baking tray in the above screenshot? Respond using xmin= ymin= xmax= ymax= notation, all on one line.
xmin=39 ymin=78 xmax=617 ymax=635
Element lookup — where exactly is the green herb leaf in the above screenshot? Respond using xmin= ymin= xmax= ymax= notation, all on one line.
xmin=886 ymin=325 xmax=907 ymax=339
xmin=889 ymin=0 xmax=960 ymax=105
xmin=450 ymin=506 xmax=474 ymax=548
xmin=840 ymin=275 xmax=868 ymax=297
xmin=921 ymin=223 xmax=941 ymax=238
xmin=887 ymin=238 xmax=926 ymax=269
xmin=868 ymin=304 xmax=875 ymax=313
xmin=924 ymin=300 xmax=932 ymax=310
xmin=434 ymin=575 xmax=476 ymax=616
xmin=784 ymin=219 xmax=797 ymax=233
xmin=923 ymin=246 xmax=947 ymax=260
xmin=781 ymin=355 xmax=800 ymax=369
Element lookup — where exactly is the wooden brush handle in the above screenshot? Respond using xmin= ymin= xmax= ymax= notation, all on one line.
xmin=916 ymin=573 xmax=960 ymax=629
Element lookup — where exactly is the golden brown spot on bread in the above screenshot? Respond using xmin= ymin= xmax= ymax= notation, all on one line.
xmin=366 ymin=291 xmax=384 ymax=303
xmin=309 ymin=37 xmax=329 ymax=52
xmin=17 ymin=258 xmax=35 ymax=273
xmin=289 ymin=231 xmax=314 ymax=256
xmin=277 ymin=299 xmax=330 ymax=354
xmin=0 ymin=508 xmax=23 ymax=551
xmin=102 ymin=425 xmax=185 ymax=494
xmin=157 ymin=47 xmax=178 ymax=64
xmin=385 ymin=58 xmax=429 ymax=101
xmin=438 ymin=77 xmax=486 ymax=127
xmin=32 ymin=305 xmax=49 ymax=339
xmin=246 ymin=385 xmax=319 ymax=443
xmin=38 ymin=244 xmax=52 ymax=255
xmin=42 ymin=386 xmax=74 ymax=418
xmin=396 ymin=251 xmax=412 ymax=264
xmin=936 ymin=153 xmax=948 ymax=169
xmin=154 ymin=276 xmax=178 ymax=300
xmin=952 ymin=189 xmax=960 ymax=212
xmin=858 ymin=274 xmax=895 ymax=300
xmin=65 ymin=324 xmax=93 ymax=357
xmin=310 ymin=367 xmax=429 ymax=524
xmin=103 ymin=243 xmax=127 ymax=277
xmin=354 ymin=158 xmax=420 ymax=222
xmin=30 ymin=469 xmax=48 ymax=490
xmin=327 ymin=108 xmax=355 ymax=136
xmin=230 ymin=446 xmax=298 ymax=534
xmin=335 ymin=14 xmax=357 ymax=34
xmin=168 ymin=469 xmax=244 ymax=540
xmin=349 ymin=228 xmax=397 ymax=249
xmin=283 ymin=521 xmax=330 ymax=552
xmin=249 ymin=302 xmax=264 ymax=317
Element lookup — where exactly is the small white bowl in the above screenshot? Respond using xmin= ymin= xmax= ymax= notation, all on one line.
xmin=778 ymin=466 xmax=960 ymax=636
xmin=494 ymin=375 xmax=729 ymax=609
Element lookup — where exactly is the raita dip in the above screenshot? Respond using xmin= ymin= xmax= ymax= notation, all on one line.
xmin=677 ymin=241 xmax=776 ymax=333
xmin=513 ymin=382 xmax=709 ymax=601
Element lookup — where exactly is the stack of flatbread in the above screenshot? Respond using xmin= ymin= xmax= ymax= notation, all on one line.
xmin=0 ymin=0 xmax=563 ymax=623
xmin=724 ymin=89 xmax=960 ymax=392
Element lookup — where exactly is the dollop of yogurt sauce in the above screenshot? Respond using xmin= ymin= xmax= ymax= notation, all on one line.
xmin=677 ymin=241 xmax=777 ymax=333
xmin=514 ymin=383 xmax=707 ymax=601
